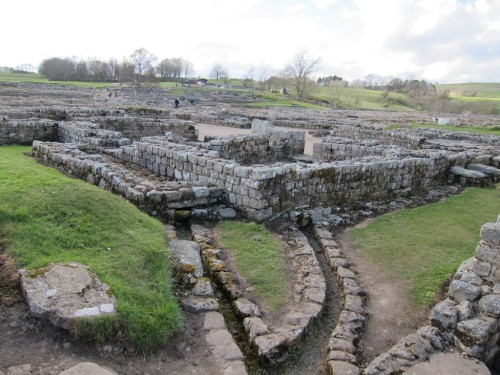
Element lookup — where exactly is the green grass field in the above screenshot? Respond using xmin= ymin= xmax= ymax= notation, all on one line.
xmin=347 ymin=185 xmax=500 ymax=309
xmin=438 ymin=82 xmax=500 ymax=98
xmin=0 ymin=146 xmax=182 ymax=351
xmin=216 ymin=221 xmax=288 ymax=311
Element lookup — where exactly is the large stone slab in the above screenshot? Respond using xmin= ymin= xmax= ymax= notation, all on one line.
xmin=404 ymin=352 xmax=489 ymax=375
xmin=206 ymin=329 xmax=244 ymax=361
xmin=19 ymin=263 xmax=116 ymax=329
xmin=58 ymin=362 xmax=117 ymax=375
xmin=168 ymin=239 xmax=203 ymax=277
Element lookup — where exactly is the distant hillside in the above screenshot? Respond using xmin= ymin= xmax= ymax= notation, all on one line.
xmin=438 ymin=83 xmax=500 ymax=115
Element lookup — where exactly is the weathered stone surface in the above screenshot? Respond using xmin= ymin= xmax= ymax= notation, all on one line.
xmin=19 ymin=263 xmax=116 ymax=330
xmin=481 ymin=221 xmax=500 ymax=246
xmin=169 ymin=239 xmax=203 ymax=278
xmin=456 ymin=300 xmax=475 ymax=321
xmin=450 ymin=165 xmax=486 ymax=179
xmin=431 ymin=299 xmax=458 ymax=330
xmin=181 ymin=296 xmax=219 ymax=313
xmin=203 ymin=311 xmax=226 ymax=330
xmin=304 ymin=286 xmax=326 ymax=304
xmin=337 ymin=266 xmax=356 ymax=279
xmin=326 ymin=361 xmax=360 ymax=375
xmin=479 ymin=294 xmax=500 ymax=317
xmin=218 ymin=207 xmax=237 ymax=219
xmin=206 ymin=329 xmax=244 ymax=361
xmin=221 ymin=360 xmax=247 ymax=375
xmin=254 ymin=334 xmax=287 ymax=360
xmin=448 ymin=280 xmax=481 ymax=303
xmin=192 ymin=277 xmax=214 ymax=297
xmin=233 ymin=298 xmax=261 ymax=317
xmin=467 ymin=163 xmax=500 ymax=176
xmin=58 ymin=362 xmax=117 ymax=375
xmin=243 ymin=317 xmax=269 ymax=341
xmin=6 ymin=364 xmax=32 ymax=375
xmin=344 ymin=294 xmax=367 ymax=315
xmin=342 ymin=278 xmax=365 ymax=296
xmin=404 ymin=352 xmax=490 ymax=375
xmin=329 ymin=338 xmax=356 ymax=354
xmin=326 ymin=350 xmax=357 ymax=363
xmin=416 ymin=325 xmax=450 ymax=351
xmin=456 ymin=318 xmax=496 ymax=346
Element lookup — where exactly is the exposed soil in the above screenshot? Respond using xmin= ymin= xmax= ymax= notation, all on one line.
xmin=337 ymin=228 xmax=428 ymax=364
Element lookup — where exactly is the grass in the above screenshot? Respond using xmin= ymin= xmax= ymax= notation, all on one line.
xmin=347 ymin=185 xmax=500 ymax=309
xmin=386 ymin=122 xmax=500 ymax=135
xmin=438 ymin=82 xmax=500 ymax=98
xmin=0 ymin=146 xmax=182 ymax=352
xmin=216 ymin=221 xmax=288 ymax=311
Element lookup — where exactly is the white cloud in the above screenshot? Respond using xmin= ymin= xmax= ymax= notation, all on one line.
xmin=1 ymin=0 xmax=499 ymax=83
xmin=313 ymin=0 xmax=341 ymax=9
xmin=283 ymin=3 xmax=308 ymax=12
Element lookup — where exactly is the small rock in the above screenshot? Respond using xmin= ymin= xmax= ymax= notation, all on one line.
xmin=233 ymin=298 xmax=261 ymax=317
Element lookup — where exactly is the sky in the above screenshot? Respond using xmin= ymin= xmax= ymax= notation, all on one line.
xmin=1 ymin=0 xmax=499 ymax=83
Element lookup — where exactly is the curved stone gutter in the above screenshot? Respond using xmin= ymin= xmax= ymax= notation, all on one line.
xmin=363 ymin=215 xmax=500 ymax=374
xmin=313 ymin=224 xmax=368 ymax=375
xmin=190 ymin=224 xmax=327 ymax=365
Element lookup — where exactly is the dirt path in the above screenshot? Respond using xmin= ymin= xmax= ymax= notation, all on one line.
xmin=196 ymin=123 xmax=319 ymax=155
xmin=337 ymin=228 xmax=428 ymax=363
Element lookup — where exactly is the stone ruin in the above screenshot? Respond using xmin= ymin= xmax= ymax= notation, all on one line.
xmin=1 ymin=83 xmax=500 ymax=374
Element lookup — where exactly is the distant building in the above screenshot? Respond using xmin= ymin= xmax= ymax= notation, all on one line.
xmin=438 ymin=117 xmax=450 ymax=125
xmin=183 ymin=79 xmax=208 ymax=86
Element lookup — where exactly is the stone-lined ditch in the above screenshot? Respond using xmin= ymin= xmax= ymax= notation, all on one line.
xmin=175 ymin=221 xmax=342 ymax=374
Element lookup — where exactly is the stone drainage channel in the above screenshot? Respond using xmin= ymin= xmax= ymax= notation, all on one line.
xmin=172 ymin=222 xmax=342 ymax=375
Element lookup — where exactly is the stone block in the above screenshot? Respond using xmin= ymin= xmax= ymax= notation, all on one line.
xmin=456 ymin=318 xmax=496 ymax=346
xmin=19 ymin=263 xmax=116 ymax=330
xmin=326 ymin=361 xmax=360 ymax=375
xmin=479 ymin=294 xmax=500 ymax=318
xmin=449 ymin=280 xmax=481 ymax=303
xmin=206 ymin=329 xmax=244 ymax=361
xmin=481 ymin=222 xmax=500 ymax=245
xmin=431 ymin=299 xmax=458 ymax=330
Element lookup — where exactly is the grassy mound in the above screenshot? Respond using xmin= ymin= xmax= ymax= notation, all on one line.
xmin=348 ymin=185 xmax=500 ymax=308
xmin=0 ymin=146 xmax=182 ymax=352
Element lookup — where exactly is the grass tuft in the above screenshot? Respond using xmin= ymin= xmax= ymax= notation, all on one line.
xmin=0 ymin=146 xmax=182 ymax=352
xmin=216 ymin=221 xmax=288 ymax=311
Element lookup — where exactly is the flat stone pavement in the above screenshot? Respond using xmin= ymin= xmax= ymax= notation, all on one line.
xmin=405 ymin=352 xmax=490 ymax=375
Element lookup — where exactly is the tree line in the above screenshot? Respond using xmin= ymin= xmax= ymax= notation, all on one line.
xmin=37 ymin=48 xmax=194 ymax=84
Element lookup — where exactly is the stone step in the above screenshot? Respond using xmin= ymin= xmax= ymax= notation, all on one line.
xmin=450 ymin=165 xmax=486 ymax=179
xmin=467 ymin=163 xmax=500 ymax=176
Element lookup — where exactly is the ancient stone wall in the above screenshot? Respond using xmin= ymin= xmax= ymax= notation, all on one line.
xmin=0 ymin=117 xmax=58 ymax=145
xmin=89 ymin=116 xmax=199 ymax=140
xmin=104 ymin=136 xmax=460 ymax=221
xmin=364 ymin=216 xmax=500 ymax=374
xmin=58 ymin=122 xmax=131 ymax=148
xmin=31 ymin=141 xmax=224 ymax=218
xmin=313 ymin=138 xmax=408 ymax=162
xmin=203 ymin=128 xmax=305 ymax=165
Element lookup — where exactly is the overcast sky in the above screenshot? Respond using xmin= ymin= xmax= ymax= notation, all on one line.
xmin=2 ymin=0 xmax=499 ymax=83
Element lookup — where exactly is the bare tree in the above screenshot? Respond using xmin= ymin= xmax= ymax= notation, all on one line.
xmin=328 ymin=79 xmax=347 ymax=109
xmin=243 ymin=68 xmax=254 ymax=88
xmin=285 ymin=51 xmax=320 ymax=98
xmin=130 ymin=48 xmax=157 ymax=82
xmin=182 ymin=59 xmax=194 ymax=78
xmin=209 ymin=64 xmax=228 ymax=80
xmin=157 ymin=58 xmax=183 ymax=82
